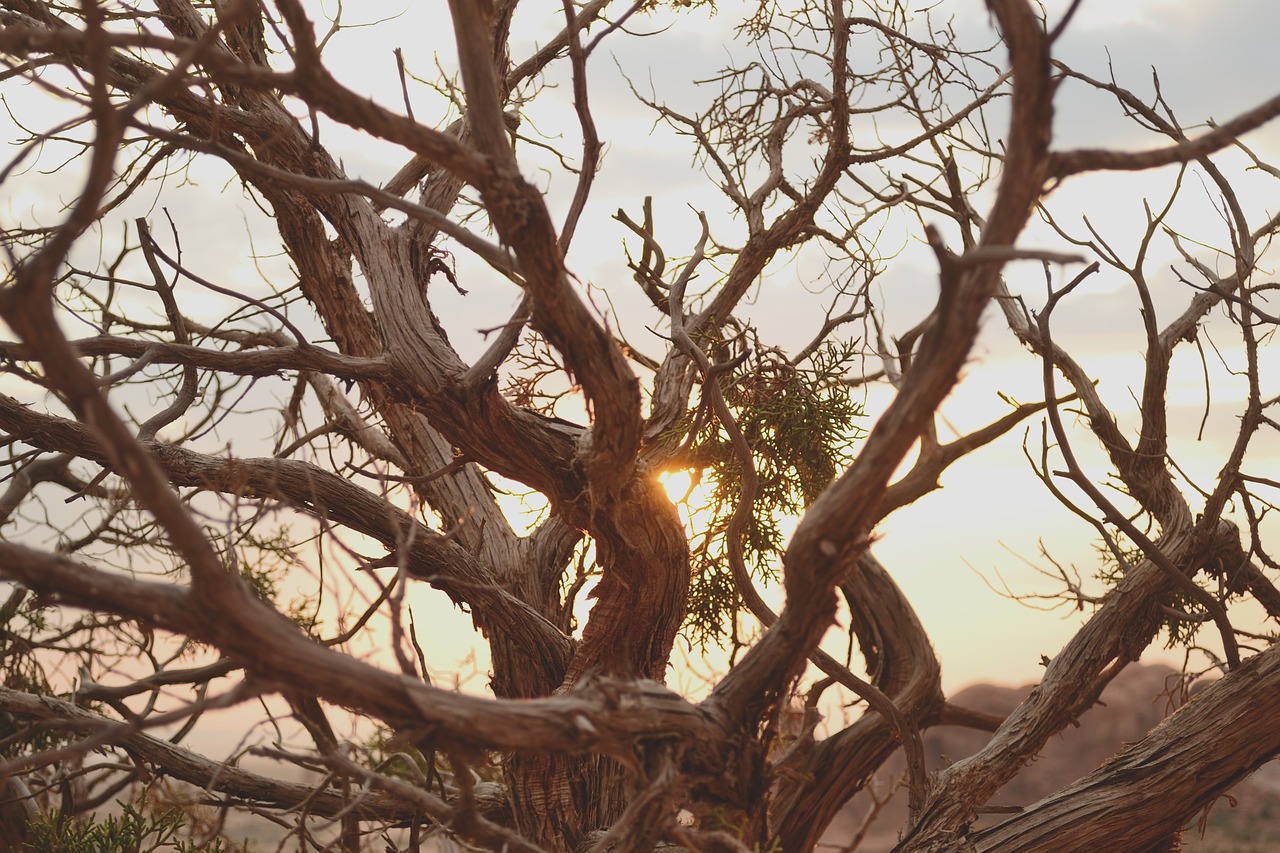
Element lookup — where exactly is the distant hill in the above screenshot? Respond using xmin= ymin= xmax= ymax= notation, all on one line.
xmin=822 ymin=663 xmax=1280 ymax=852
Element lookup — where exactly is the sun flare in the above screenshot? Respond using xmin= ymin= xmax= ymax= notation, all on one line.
xmin=658 ymin=469 xmax=695 ymax=504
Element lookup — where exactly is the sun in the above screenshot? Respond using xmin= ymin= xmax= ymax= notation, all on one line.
xmin=658 ymin=469 xmax=696 ymax=504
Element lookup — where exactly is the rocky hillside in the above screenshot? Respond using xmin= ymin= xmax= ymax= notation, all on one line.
xmin=823 ymin=663 xmax=1280 ymax=851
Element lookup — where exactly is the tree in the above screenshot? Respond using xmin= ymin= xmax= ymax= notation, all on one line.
xmin=0 ymin=0 xmax=1278 ymax=850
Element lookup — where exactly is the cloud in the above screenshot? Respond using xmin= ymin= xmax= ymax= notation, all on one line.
xmin=1052 ymin=1 xmax=1280 ymax=149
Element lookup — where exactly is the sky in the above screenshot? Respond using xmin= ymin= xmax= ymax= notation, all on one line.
xmin=452 ymin=0 xmax=1280 ymax=692
xmin=2 ymin=1 xmax=1279 ymax=763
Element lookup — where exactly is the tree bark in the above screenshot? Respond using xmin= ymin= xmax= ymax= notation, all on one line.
xmin=968 ymin=643 xmax=1280 ymax=852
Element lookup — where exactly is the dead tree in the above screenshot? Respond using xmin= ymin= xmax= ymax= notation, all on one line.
xmin=0 ymin=1 xmax=1278 ymax=850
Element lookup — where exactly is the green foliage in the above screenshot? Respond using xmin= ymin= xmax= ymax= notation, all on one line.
xmin=232 ymin=528 xmax=319 ymax=636
xmin=1091 ymin=533 xmax=1138 ymax=591
xmin=24 ymin=803 xmax=229 ymax=853
xmin=1091 ymin=530 xmax=1244 ymax=650
xmin=683 ymin=340 xmax=863 ymax=646
xmin=362 ymin=723 xmax=503 ymax=787
xmin=363 ymin=723 xmax=435 ymax=784
xmin=0 ymin=588 xmax=50 ymax=698
xmin=0 ymin=590 xmax=68 ymax=759
xmin=643 ymin=0 xmax=716 ymax=11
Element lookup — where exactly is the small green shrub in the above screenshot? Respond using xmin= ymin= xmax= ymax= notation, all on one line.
xmin=23 ymin=803 xmax=229 ymax=853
